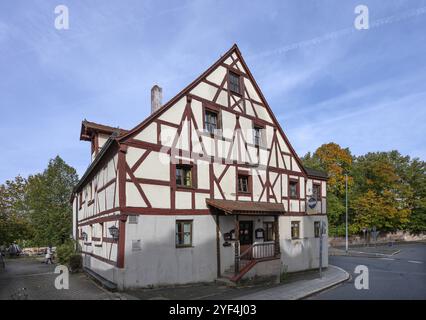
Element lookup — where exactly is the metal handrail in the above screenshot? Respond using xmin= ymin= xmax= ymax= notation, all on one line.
xmin=236 ymin=242 xmax=276 ymax=273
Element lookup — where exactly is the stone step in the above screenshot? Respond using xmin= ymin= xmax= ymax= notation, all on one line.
xmin=215 ymin=277 xmax=237 ymax=287
xmin=84 ymin=267 xmax=117 ymax=292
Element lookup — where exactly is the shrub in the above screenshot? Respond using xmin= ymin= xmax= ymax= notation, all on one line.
xmin=69 ymin=254 xmax=82 ymax=273
xmin=56 ymin=240 xmax=77 ymax=266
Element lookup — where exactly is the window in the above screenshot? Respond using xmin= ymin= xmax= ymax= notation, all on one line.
xmin=176 ymin=165 xmax=192 ymax=187
xmin=291 ymin=221 xmax=300 ymax=239
xmin=176 ymin=220 xmax=193 ymax=247
xmin=89 ymin=183 xmax=93 ymax=200
xmin=204 ymin=110 xmax=219 ymax=135
xmin=289 ymin=180 xmax=299 ymax=199
xmin=79 ymin=192 xmax=83 ymax=209
xmin=229 ymin=72 xmax=241 ymax=94
xmin=253 ymin=126 xmax=263 ymax=146
xmin=238 ymin=174 xmax=249 ymax=193
xmin=313 ymin=184 xmax=321 ymax=200
xmin=264 ymin=222 xmax=275 ymax=242
xmin=314 ymin=221 xmax=320 ymax=238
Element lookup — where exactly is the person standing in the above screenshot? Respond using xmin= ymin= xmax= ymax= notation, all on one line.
xmin=45 ymin=245 xmax=53 ymax=264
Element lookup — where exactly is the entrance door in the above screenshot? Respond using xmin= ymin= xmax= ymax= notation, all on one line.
xmin=239 ymin=221 xmax=253 ymax=246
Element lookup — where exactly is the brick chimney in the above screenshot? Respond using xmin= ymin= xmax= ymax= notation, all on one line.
xmin=151 ymin=85 xmax=162 ymax=114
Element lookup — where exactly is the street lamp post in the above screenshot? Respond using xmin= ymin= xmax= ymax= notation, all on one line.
xmin=345 ymin=174 xmax=348 ymax=253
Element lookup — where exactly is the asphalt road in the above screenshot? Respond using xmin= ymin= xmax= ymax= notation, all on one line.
xmin=309 ymin=243 xmax=426 ymax=300
xmin=0 ymin=257 xmax=120 ymax=300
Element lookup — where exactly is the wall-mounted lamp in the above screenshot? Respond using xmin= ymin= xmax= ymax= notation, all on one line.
xmin=108 ymin=226 xmax=119 ymax=240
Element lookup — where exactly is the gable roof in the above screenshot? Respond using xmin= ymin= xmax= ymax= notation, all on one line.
xmin=73 ymin=44 xmax=311 ymax=196
xmin=117 ymin=44 xmax=308 ymax=176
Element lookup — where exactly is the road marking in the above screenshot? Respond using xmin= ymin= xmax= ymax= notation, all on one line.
xmin=380 ymin=258 xmax=395 ymax=261
xmin=408 ymin=260 xmax=423 ymax=264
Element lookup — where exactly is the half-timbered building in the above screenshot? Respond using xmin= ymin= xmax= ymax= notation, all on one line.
xmin=72 ymin=44 xmax=328 ymax=289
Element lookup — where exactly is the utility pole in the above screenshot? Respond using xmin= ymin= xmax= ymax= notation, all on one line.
xmin=345 ymin=174 xmax=349 ymax=253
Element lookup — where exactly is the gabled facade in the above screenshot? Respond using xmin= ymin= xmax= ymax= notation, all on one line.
xmin=72 ymin=44 xmax=328 ymax=289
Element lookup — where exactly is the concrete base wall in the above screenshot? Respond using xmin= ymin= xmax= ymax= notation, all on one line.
xmin=241 ymin=258 xmax=281 ymax=284
xmin=122 ymin=214 xmax=218 ymax=289
xmin=279 ymin=215 xmax=328 ymax=273
xmin=82 ymin=214 xmax=329 ymax=289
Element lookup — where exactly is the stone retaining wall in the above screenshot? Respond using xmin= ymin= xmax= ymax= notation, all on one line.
xmin=329 ymin=231 xmax=426 ymax=247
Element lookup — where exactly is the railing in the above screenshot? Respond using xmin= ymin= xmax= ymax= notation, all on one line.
xmin=252 ymin=242 xmax=276 ymax=259
xmin=236 ymin=242 xmax=276 ymax=273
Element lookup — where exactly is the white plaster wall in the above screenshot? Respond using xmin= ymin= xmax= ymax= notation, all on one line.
xmin=197 ymin=160 xmax=210 ymax=190
xmin=279 ymin=215 xmax=328 ymax=272
xmin=134 ymin=122 xmax=157 ymax=144
xmin=159 ymin=97 xmax=186 ymax=125
xmin=244 ymin=78 xmax=261 ymax=103
xmin=291 ymin=157 xmax=301 ymax=172
xmin=142 ymin=184 xmax=171 ymax=208
xmin=123 ymin=215 xmax=218 ymax=288
xmin=190 ymin=82 xmax=216 ymax=101
xmin=206 ymin=66 xmax=227 ymax=85
xmin=175 ymin=191 xmax=192 ymax=209
xmin=98 ymin=134 xmax=109 ymax=149
xmin=134 ymin=151 xmax=169 ymax=181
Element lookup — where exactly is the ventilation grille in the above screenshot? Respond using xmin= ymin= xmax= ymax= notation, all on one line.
xmin=129 ymin=215 xmax=138 ymax=224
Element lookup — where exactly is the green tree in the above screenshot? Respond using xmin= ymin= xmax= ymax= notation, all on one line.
xmin=405 ymin=158 xmax=426 ymax=233
xmin=302 ymin=143 xmax=353 ymax=197
xmin=352 ymin=190 xmax=410 ymax=232
xmin=0 ymin=176 xmax=32 ymax=246
xmin=302 ymin=143 xmax=353 ymax=233
xmin=26 ymin=156 xmax=78 ymax=246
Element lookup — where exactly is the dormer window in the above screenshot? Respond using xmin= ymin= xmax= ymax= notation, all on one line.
xmin=229 ymin=71 xmax=241 ymax=95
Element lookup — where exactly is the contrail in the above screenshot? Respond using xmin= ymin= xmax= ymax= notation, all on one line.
xmin=248 ymin=6 xmax=426 ymax=60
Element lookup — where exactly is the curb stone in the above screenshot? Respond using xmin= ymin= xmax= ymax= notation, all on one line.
xmin=298 ymin=265 xmax=350 ymax=300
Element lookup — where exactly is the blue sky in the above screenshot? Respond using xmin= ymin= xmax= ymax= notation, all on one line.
xmin=1 ymin=0 xmax=425 ymax=182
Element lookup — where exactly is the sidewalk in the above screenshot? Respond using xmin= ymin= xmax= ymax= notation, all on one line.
xmin=235 ymin=265 xmax=349 ymax=300
xmin=125 ymin=265 xmax=349 ymax=300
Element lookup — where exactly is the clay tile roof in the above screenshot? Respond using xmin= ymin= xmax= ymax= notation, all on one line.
xmin=80 ymin=120 xmax=128 ymax=141
xmin=206 ymin=199 xmax=286 ymax=215
xmin=304 ymin=167 xmax=328 ymax=180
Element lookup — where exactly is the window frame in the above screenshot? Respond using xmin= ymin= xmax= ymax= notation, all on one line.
xmin=312 ymin=183 xmax=321 ymax=201
xmin=79 ymin=192 xmax=83 ymax=209
xmin=314 ymin=221 xmax=320 ymax=238
xmin=228 ymin=71 xmax=242 ymax=95
xmin=237 ymin=171 xmax=252 ymax=196
xmin=263 ymin=222 xmax=275 ymax=242
xmin=289 ymin=179 xmax=299 ymax=199
xmin=175 ymin=164 xmax=194 ymax=189
xmin=175 ymin=220 xmax=193 ymax=248
xmin=253 ymin=123 xmax=265 ymax=147
xmin=203 ymin=104 xmax=222 ymax=137
xmin=291 ymin=221 xmax=300 ymax=240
